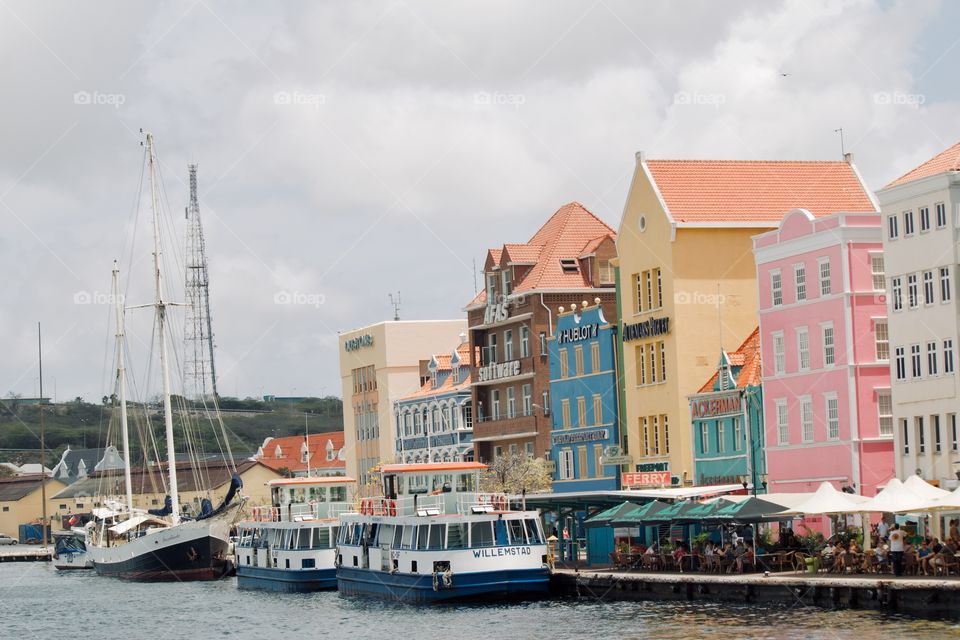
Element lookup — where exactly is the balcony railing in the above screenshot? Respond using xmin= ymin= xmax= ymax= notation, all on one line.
xmin=249 ymin=501 xmax=352 ymax=522
xmin=357 ymin=492 xmax=514 ymax=517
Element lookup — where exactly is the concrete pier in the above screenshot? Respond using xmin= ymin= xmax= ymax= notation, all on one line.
xmin=551 ymin=568 xmax=960 ymax=619
xmin=0 ymin=547 xmax=52 ymax=562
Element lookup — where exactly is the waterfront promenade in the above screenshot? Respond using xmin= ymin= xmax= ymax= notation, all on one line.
xmin=553 ymin=567 xmax=960 ymax=619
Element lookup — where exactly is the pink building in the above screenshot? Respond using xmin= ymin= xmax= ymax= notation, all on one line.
xmin=754 ymin=209 xmax=895 ymax=511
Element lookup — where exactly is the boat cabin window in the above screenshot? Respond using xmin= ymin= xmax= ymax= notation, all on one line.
xmin=331 ymin=526 xmax=340 ymax=545
xmin=455 ymin=473 xmax=476 ymax=492
xmin=428 ymin=524 xmax=445 ymax=550
xmin=507 ymin=519 xmax=526 ymax=545
xmin=329 ymin=485 xmax=347 ymax=502
xmin=470 ymin=521 xmax=494 ymax=547
xmin=416 ymin=524 xmax=430 ymax=549
xmin=377 ymin=524 xmax=395 ymax=547
xmin=431 ymin=474 xmax=453 ymax=493
xmin=392 ymin=525 xmax=404 ymax=549
xmin=524 ymin=519 xmax=543 ymax=544
xmin=400 ymin=524 xmax=415 ymax=549
xmin=308 ymin=486 xmax=327 ymax=503
xmin=446 ymin=523 xmax=467 ymax=549
xmin=350 ymin=523 xmax=363 ymax=546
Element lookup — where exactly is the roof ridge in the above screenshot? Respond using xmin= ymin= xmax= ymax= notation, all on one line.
xmin=884 ymin=139 xmax=960 ymax=189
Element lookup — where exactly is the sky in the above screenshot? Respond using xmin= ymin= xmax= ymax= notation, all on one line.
xmin=1 ymin=0 xmax=959 ymax=404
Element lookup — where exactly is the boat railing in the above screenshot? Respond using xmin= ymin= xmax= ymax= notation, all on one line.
xmin=456 ymin=492 xmax=511 ymax=515
xmin=249 ymin=501 xmax=354 ymax=523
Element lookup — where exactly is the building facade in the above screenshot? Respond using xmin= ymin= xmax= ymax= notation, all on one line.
xmin=464 ymin=202 xmax=617 ymax=463
xmin=394 ymin=339 xmax=476 ymax=463
xmin=0 ymin=475 xmax=67 ymax=538
xmin=688 ymin=328 xmax=765 ymax=490
xmin=615 ymin=153 xmax=876 ymax=488
xmin=548 ymin=302 xmax=620 ymax=492
xmin=755 ymin=209 xmax=893 ymax=497
xmin=338 ymin=320 xmax=467 ymax=485
xmin=878 ymin=141 xmax=960 ymax=488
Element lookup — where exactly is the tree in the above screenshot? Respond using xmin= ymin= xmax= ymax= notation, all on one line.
xmin=480 ymin=454 xmax=552 ymax=495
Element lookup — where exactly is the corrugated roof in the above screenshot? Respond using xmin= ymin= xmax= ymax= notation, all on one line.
xmin=0 ymin=474 xmax=48 ymax=502
xmin=53 ymin=459 xmax=262 ymax=499
xmin=884 ymin=140 xmax=960 ymax=188
xmin=697 ymin=327 xmax=762 ymax=393
xmin=645 ymin=159 xmax=876 ymax=223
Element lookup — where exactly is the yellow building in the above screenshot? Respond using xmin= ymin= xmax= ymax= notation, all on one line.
xmin=338 ymin=320 xmax=467 ymax=486
xmin=51 ymin=460 xmax=281 ymax=518
xmin=615 ymin=152 xmax=876 ymax=487
xmin=0 ymin=475 xmax=67 ymax=538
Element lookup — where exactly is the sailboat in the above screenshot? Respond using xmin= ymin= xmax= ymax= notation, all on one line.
xmin=87 ymin=132 xmax=246 ymax=581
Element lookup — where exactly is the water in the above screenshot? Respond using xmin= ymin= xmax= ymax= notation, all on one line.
xmin=2 ymin=563 xmax=957 ymax=640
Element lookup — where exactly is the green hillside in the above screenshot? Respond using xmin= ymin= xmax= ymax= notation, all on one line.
xmin=0 ymin=396 xmax=343 ymax=466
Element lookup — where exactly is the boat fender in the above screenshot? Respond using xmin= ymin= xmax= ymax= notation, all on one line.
xmin=388 ymin=500 xmax=397 ymax=517
xmin=442 ymin=569 xmax=453 ymax=589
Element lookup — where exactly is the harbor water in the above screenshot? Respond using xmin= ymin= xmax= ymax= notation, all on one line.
xmin=2 ymin=563 xmax=957 ymax=639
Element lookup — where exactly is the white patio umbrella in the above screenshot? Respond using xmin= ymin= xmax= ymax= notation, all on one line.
xmin=774 ymin=481 xmax=869 ymax=516
xmin=924 ymin=484 xmax=960 ymax=512
xmin=857 ymin=478 xmax=920 ymax=513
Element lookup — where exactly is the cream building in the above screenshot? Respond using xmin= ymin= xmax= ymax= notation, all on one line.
xmin=0 ymin=475 xmax=67 ymax=538
xmin=338 ymin=320 xmax=467 ymax=486
xmin=615 ymin=152 xmax=876 ymax=487
xmin=878 ymin=141 xmax=960 ymax=487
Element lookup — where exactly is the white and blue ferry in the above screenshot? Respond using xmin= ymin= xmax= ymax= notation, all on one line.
xmin=336 ymin=462 xmax=550 ymax=603
xmin=235 ymin=476 xmax=354 ymax=592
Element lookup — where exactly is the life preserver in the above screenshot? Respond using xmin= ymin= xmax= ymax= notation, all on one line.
xmin=495 ymin=495 xmax=508 ymax=511
xmin=360 ymin=499 xmax=369 ymax=515
xmin=387 ymin=499 xmax=397 ymax=517
xmin=252 ymin=506 xmax=260 ymax=521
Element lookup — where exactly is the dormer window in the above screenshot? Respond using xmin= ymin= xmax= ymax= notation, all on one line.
xmin=485 ymin=273 xmax=496 ymax=301
xmin=274 ymin=444 xmax=283 ymax=459
xmin=452 ymin=363 xmax=461 ymax=384
xmin=559 ymin=258 xmax=579 ymax=273
xmin=300 ymin=440 xmax=309 ymax=464
xmin=599 ymin=260 xmax=615 ymax=285
xmin=326 ymin=440 xmax=335 ymax=462
xmin=77 ymin=459 xmax=87 ymax=479
xmin=502 ymin=268 xmax=512 ymax=296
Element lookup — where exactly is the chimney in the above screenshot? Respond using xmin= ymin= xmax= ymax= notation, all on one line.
xmin=458 ymin=331 xmax=468 ymax=345
xmin=843 ymin=152 xmax=853 ymax=164
xmin=635 ymin=150 xmax=646 ymax=163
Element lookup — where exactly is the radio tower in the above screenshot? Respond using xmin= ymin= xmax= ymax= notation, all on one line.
xmin=183 ymin=163 xmax=219 ymax=401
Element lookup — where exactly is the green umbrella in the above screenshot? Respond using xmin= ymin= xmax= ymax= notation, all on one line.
xmin=584 ymin=501 xmax=642 ymax=528
xmin=609 ymin=500 xmax=670 ymax=526
xmin=680 ymin=499 xmax=735 ymax=523
xmin=714 ymin=497 xmax=788 ymax=523
xmin=643 ymin=500 xmax=702 ymax=524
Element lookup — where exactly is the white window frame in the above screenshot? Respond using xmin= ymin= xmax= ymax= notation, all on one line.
xmin=919 ymin=206 xmax=931 ymax=233
xmin=874 ymin=319 xmax=889 ymax=361
xmin=794 ymin=263 xmax=807 ymax=302
xmin=522 ymin=383 xmax=532 ymax=416
xmin=825 ymin=393 xmax=840 ymax=440
xmin=821 ymin=322 xmax=835 ymax=367
xmin=504 ymin=328 xmax=514 ymax=361
xmin=771 ymin=270 xmax=782 ymax=307
xmin=797 ymin=327 xmax=810 ymax=371
xmin=773 ymin=331 xmax=785 ymax=375
xmin=492 ymin=389 xmax=501 ymax=420
xmin=717 ymin=420 xmax=726 ymax=454
xmin=800 ymin=396 xmax=814 ymax=443
xmin=927 ymin=341 xmax=939 ymax=377
xmin=944 ymin=339 xmax=955 ymax=374
xmin=700 ymin=422 xmax=710 ymax=454
xmin=506 ymin=386 xmax=516 ymax=418
xmin=911 ymin=343 xmax=922 ymax=379
xmin=733 ymin=417 xmax=743 ymax=452
xmin=818 ymin=258 xmax=831 ymax=297
xmin=520 ymin=325 xmax=530 ymax=358
xmin=904 ymin=209 xmax=915 ymax=236
xmin=941 ymin=267 xmax=952 ymax=303
xmin=871 ymin=254 xmax=885 ymax=292
xmin=895 ymin=346 xmax=906 ymax=381
xmin=559 ymin=449 xmax=575 ymax=480
xmin=888 ymin=214 xmax=899 ymax=240
xmin=923 ymin=270 xmax=935 ymax=306
xmin=892 ymin=276 xmax=903 ymax=312
xmin=936 ymin=202 xmax=947 ymax=229
xmin=878 ymin=392 xmax=893 ymax=437
xmin=776 ymin=399 xmax=789 ymax=445
xmin=908 ymin=274 xmax=918 ymax=309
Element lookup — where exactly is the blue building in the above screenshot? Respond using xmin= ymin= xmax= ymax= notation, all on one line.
xmin=547 ymin=301 xmax=620 ymax=492
xmin=688 ymin=327 xmax=766 ymax=491
xmin=394 ymin=340 xmax=475 ymax=463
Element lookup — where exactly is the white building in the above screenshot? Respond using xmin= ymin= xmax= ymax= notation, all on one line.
xmin=338 ymin=320 xmax=467 ymax=486
xmin=879 ymin=140 xmax=960 ymax=488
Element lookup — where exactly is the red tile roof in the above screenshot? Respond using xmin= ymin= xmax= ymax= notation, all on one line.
xmin=645 ymin=159 xmax=876 ymax=223
xmin=697 ymin=327 xmax=761 ymax=393
xmin=501 ymin=243 xmax=544 ymax=264
xmin=884 ymin=140 xmax=960 ymax=188
xmin=256 ymin=432 xmax=345 ymax=474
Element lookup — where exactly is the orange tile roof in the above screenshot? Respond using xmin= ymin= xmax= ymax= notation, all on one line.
xmin=885 ymin=140 xmax=960 ymax=188
xmin=380 ymin=461 xmax=487 ymax=473
xmin=257 ymin=432 xmax=345 ymax=474
xmin=697 ymin=327 xmax=761 ymax=393
xmin=645 ymin=160 xmax=876 ymax=223
xmin=501 ymin=243 xmax=544 ymax=264
xmin=488 ymin=248 xmax=503 ymax=268
xmin=579 ymin=233 xmax=613 ymax=257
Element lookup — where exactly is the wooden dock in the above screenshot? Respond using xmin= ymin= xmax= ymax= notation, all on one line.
xmin=552 ymin=568 xmax=960 ymax=619
xmin=0 ymin=547 xmax=52 ymax=562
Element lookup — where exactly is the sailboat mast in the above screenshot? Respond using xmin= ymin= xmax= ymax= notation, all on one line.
xmin=112 ymin=261 xmax=134 ymax=515
xmin=145 ymin=132 xmax=180 ymax=525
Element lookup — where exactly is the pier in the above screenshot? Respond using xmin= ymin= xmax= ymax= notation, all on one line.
xmin=551 ymin=568 xmax=960 ymax=619
xmin=0 ymin=547 xmax=52 ymax=562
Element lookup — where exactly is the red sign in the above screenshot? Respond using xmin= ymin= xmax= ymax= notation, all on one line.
xmin=621 ymin=471 xmax=671 ymax=487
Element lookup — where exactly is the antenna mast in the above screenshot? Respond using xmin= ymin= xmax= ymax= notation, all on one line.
xmin=388 ymin=292 xmax=401 ymax=321
xmin=183 ymin=163 xmax=219 ymax=401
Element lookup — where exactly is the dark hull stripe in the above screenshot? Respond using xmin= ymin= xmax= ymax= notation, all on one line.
xmin=94 ymin=535 xmax=231 ymax=582
xmin=336 ymin=566 xmax=550 ymax=603
xmin=237 ymin=566 xmax=337 ymax=592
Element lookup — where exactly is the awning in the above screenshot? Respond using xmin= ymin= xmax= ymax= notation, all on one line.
xmin=609 ymin=500 xmax=671 ymax=526
xmin=584 ymin=501 xmax=641 ymax=528
xmin=108 ymin=515 xmax=169 ymax=536
xmin=714 ymin=496 xmax=792 ymax=522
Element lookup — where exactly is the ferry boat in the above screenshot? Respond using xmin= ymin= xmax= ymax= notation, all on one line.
xmin=235 ymin=476 xmax=354 ymax=592
xmin=336 ymin=462 xmax=550 ymax=603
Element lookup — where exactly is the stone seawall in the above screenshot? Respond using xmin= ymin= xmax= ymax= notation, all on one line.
xmin=551 ymin=569 xmax=960 ymax=619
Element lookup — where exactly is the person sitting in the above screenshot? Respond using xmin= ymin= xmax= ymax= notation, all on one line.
xmin=735 ymin=542 xmax=755 ymax=573
xmin=921 ymin=538 xmax=944 ymax=575
xmin=673 ymin=543 xmax=688 ymax=572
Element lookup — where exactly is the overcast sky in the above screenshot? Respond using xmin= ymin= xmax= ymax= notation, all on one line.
xmin=2 ymin=0 xmax=958 ymax=404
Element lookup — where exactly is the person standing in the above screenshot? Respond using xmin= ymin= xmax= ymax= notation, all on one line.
xmin=889 ymin=523 xmax=905 ymax=576
xmin=878 ymin=519 xmax=889 ymax=540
